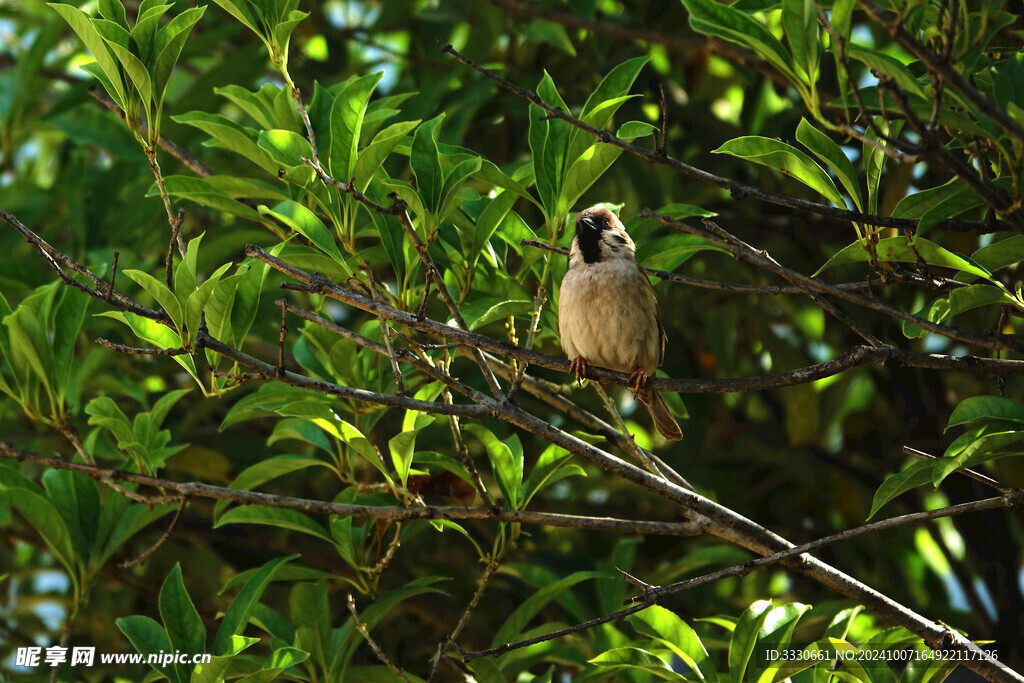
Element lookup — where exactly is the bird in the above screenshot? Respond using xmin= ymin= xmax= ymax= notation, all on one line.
xmin=557 ymin=205 xmax=683 ymax=441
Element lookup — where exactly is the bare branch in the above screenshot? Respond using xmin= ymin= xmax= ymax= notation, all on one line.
xmin=348 ymin=592 xmax=412 ymax=682
xmin=440 ymin=43 xmax=1012 ymax=234
xmin=252 ymin=244 xmax=1024 ymax=393
xmin=645 ymin=211 xmax=1024 ymax=353
xmin=428 ymin=556 xmax=500 ymax=681
xmin=903 ymin=446 xmax=1014 ymax=495
xmin=463 ymin=488 xmax=1024 ymax=662
xmin=1 ymin=210 xmax=168 ymax=323
xmin=0 ymin=444 xmax=703 ymax=537
xmin=858 ymin=0 xmax=1024 ymax=147
xmin=120 ymin=497 xmax=187 ymax=569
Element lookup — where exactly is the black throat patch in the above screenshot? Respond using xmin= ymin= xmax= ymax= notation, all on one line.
xmin=576 ymin=229 xmax=603 ymax=264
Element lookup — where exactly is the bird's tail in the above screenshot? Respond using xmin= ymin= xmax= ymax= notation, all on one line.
xmin=635 ymin=389 xmax=683 ymax=441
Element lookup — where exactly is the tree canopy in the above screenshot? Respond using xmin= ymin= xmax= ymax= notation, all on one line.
xmin=1 ymin=0 xmax=1024 ymax=681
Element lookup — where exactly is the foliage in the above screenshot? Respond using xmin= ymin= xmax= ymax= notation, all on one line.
xmin=1 ymin=0 xmax=1023 ymax=680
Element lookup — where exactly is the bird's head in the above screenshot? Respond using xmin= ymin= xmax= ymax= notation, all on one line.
xmin=572 ymin=205 xmax=634 ymax=264
xmin=575 ymin=206 xmax=617 ymax=238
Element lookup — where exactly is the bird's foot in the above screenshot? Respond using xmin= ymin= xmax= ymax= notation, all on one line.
xmin=569 ymin=356 xmax=589 ymax=386
xmin=627 ymin=368 xmax=648 ymax=393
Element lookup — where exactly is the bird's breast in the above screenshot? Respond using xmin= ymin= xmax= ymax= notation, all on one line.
xmin=558 ymin=259 xmax=661 ymax=374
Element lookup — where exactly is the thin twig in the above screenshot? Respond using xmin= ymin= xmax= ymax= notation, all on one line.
xmin=508 ymin=283 xmax=547 ymax=399
xmin=0 ymin=445 xmax=702 ymax=536
xmin=428 ymin=556 xmax=500 ymax=682
xmin=95 ymin=339 xmax=189 ymax=356
xmin=364 ymin=268 xmax=406 ymax=395
xmin=105 ymin=251 xmax=119 ymax=303
xmin=1 ymin=210 xmax=168 ymax=323
xmin=592 ymin=383 xmax=660 ymax=476
xmin=366 ymin=521 xmax=402 ymax=579
xmin=903 ymin=446 xmax=1014 ymax=495
xmin=461 ymin=488 xmax=1024 ymax=661
xmin=858 ymin=0 xmax=1024 ymax=147
xmin=253 ymin=245 xmax=1024 ymax=393
xmin=348 ymin=592 xmax=411 ymax=682
xmin=277 ymin=300 xmax=288 ymax=378
xmin=520 ymin=239 xmax=962 ymax=293
xmin=439 ymin=43 xmax=1011 ymax=234
xmin=120 ymin=497 xmax=187 ymax=568
xmin=646 ymin=212 xmax=1024 ymax=353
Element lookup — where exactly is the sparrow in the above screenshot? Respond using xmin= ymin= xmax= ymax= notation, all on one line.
xmin=558 ymin=205 xmax=683 ymax=441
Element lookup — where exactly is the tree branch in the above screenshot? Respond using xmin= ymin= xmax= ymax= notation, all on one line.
xmin=440 ymin=43 xmax=1012 ymax=235
xmin=0 ymin=444 xmax=702 ymax=537
xmin=857 ymin=0 xmax=1024 ymax=148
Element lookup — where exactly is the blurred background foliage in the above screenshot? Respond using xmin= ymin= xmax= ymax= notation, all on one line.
xmin=1 ymin=0 xmax=1024 ymax=680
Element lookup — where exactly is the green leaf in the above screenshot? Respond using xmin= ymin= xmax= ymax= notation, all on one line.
xmin=104 ymin=39 xmax=153 ymax=110
xmin=123 ymin=269 xmax=184 ymax=333
xmin=117 ymin=616 xmax=177 ymax=682
xmin=215 ymin=83 xmax=288 ymax=131
xmin=439 ymin=156 xmax=482 ymax=219
xmin=328 ymin=71 xmax=383 ymax=181
xmin=410 ymin=114 xmax=446 ymax=217
xmin=972 ymin=235 xmax=1024 ymax=274
xmin=98 ymin=0 xmax=128 ymax=27
xmin=523 ymin=19 xmax=576 ymax=56
xmin=389 ymin=427 xmax=425 ymax=491
xmin=465 ymin=425 xmax=523 ymax=509
xmin=215 ymin=505 xmax=333 ymax=544
xmin=714 ymin=136 xmax=845 ymax=206
xmin=185 ymin=262 xmax=232 ymax=338
xmin=491 ymin=571 xmax=605 ymax=647
xmin=627 ymin=605 xmax=718 ymax=683
xmin=904 ymin=283 xmax=1018 ymax=338
xmin=354 ymin=119 xmax=419 ymax=192
xmin=220 ymin=382 xmax=324 ymax=428
xmin=948 ymin=395 xmax=1024 ymax=427
xmin=93 ymin=498 xmax=176 ymax=568
xmin=815 ymin=237 xmax=994 ymax=282
xmin=521 ymin=444 xmax=586 ymax=509
xmin=151 ymin=7 xmax=205 ymax=104
xmin=892 ymin=178 xmax=986 ymax=236
xmin=463 ymin=298 xmax=533 ymax=331
xmin=272 ymin=9 xmax=308 ymax=56
xmin=52 ymin=286 xmax=89 ymax=387
xmin=529 ymin=72 xmax=572 ymax=222
xmin=215 ymin=455 xmax=331 ymax=518
xmin=846 ymin=44 xmax=927 ymax=99
xmin=173 ymin=111 xmax=277 ymax=174
xmin=258 ymin=201 xmax=345 ymax=265
xmin=569 ymin=56 xmax=650 ymax=161
xmin=682 ymin=0 xmax=798 ymax=83
xmin=933 ymin=431 xmax=1024 ymax=487
xmin=868 ymin=459 xmax=941 ymax=519
xmin=213 ymin=554 xmax=298 ymax=655
xmin=291 ymin=581 xmax=331 ymax=674
xmin=258 ymin=128 xmax=313 ymax=168
xmin=782 ymin=0 xmax=818 ymax=78
xmin=0 ymin=487 xmax=79 ymax=579
xmin=796 ymin=118 xmax=860 ymax=210
xmin=42 ymin=468 xmax=99 ymax=560
xmin=148 ymin=176 xmax=267 ymax=224
xmin=48 ymin=3 xmax=127 ymax=107
xmin=160 ymin=564 xmax=205 ymax=681
xmin=209 ymin=0 xmax=260 ymax=35
xmin=728 ymin=600 xmax=772 ymax=683
xmin=749 ymin=603 xmax=811 ymax=683
xmin=588 ymin=648 xmax=685 ymax=679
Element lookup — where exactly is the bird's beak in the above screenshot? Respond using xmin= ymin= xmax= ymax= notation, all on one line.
xmin=578 ymin=215 xmax=598 ymax=232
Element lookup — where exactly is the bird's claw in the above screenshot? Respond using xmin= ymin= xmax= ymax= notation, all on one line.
xmin=569 ymin=356 xmax=589 ymax=386
xmin=627 ymin=368 xmax=648 ymax=393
